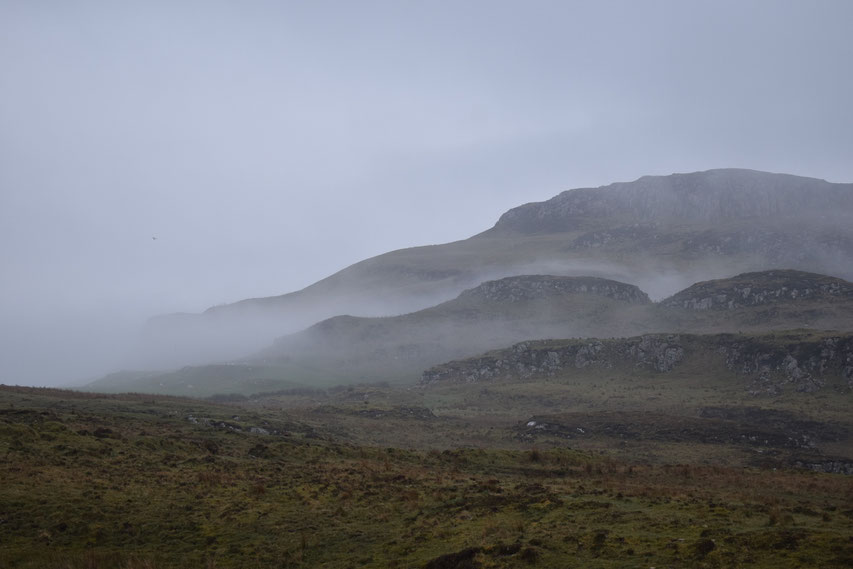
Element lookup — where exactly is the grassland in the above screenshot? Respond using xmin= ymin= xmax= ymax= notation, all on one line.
xmin=2 ymin=378 xmax=852 ymax=569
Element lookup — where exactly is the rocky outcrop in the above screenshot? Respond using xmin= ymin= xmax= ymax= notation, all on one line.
xmin=421 ymin=334 xmax=685 ymax=384
xmin=456 ymin=275 xmax=650 ymax=304
xmin=421 ymin=333 xmax=853 ymax=395
xmin=662 ymin=270 xmax=853 ymax=311
xmin=714 ymin=334 xmax=853 ymax=395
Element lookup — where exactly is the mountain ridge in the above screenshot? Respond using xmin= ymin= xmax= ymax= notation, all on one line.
xmin=134 ymin=168 xmax=853 ymax=371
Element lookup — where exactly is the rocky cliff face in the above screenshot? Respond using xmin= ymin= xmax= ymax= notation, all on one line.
xmin=421 ymin=333 xmax=853 ymax=395
xmin=717 ymin=334 xmax=853 ymax=395
xmin=456 ymin=275 xmax=650 ymax=305
xmin=662 ymin=270 xmax=853 ymax=311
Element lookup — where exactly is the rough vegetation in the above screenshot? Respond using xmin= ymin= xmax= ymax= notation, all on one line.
xmin=2 ymin=385 xmax=852 ymax=569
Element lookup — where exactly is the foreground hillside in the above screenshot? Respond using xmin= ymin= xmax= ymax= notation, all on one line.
xmin=137 ymin=169 xmax=853 ymax=370
xmin=90 ymin=270 xmax=853 ymax=396
xmin=1 ymin=385 xmax=852 ymax=568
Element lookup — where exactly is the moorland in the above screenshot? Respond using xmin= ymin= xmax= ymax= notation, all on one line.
xmin=4 ymin=170 xmax=853 ymax=568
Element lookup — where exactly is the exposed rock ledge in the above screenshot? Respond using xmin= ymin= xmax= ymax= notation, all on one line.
xmin=421 ymin=333 xmax=853 ymax=395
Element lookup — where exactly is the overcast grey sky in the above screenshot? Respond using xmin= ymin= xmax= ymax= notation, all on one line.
xmin=2 ymin=0 xmax=853 ymax=385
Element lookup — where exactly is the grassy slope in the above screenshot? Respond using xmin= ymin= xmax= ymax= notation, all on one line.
xmin=4 ymin=360 xmax=852 ymax=568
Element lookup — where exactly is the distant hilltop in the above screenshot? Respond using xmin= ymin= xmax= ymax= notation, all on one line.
xmin=488 ymin=169 xmax=853 ymax=234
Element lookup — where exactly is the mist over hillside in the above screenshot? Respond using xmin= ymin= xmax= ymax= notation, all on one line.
xmin=131 ymin=169 xmax=853 ymax=374
xmin=89 ymin=269 xmax=853 ymax=396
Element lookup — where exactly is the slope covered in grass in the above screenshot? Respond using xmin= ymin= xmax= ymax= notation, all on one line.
xmin=2 ymin=385 xmax=852 ymax=568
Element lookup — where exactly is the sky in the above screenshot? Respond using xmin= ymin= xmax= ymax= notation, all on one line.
xmin=2 ymin=0 xmax=853 ymax=386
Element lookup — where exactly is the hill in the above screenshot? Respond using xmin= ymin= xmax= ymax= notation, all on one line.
xmin=661 ymin=269 xmax=853 ymax=310
xmin=135 ymin=169 xmax=853 ymax=370
xmin=89 ymin=270 xmax=853 ymax=396
xmin=656 ymin=270 xmax=853 ymax=333
xmin=251 ymin=275 xmax=650 ymax=375
xmin=90 ymin=276 xmax=652 ymax=394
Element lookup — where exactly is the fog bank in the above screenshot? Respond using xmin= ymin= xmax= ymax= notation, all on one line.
xmin=2 ymin=1 xmax=852 ymax=386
